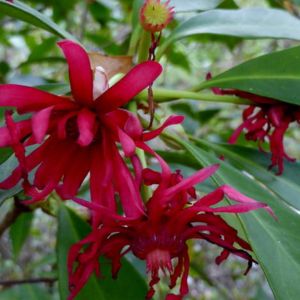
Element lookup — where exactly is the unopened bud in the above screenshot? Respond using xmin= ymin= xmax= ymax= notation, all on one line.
xmin=140 ymin=0 xmax=174 ymax=33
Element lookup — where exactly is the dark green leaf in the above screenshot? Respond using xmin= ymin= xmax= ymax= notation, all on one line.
xmin=9 ymin=211 xmax=34 ymax=258
xmin=158 ymin=8 xmax=300 ymax=58
xmin=27 ymin=37 xmax=58 ymax=61
xmin=199 ymin=45 xmax=300 ymax=105
xmin=218 ymin=0 xmax=239 ymax=9
xmin=195 ymin=140 xmax=300 ymax=211
xmin=0 ymin=0 xmax=77 ymax=40
xmin=167 ymin=47 xmax=191 ymax=72
xmin=177 ymin=138 xmax=300 ymax=300
xmin=89 ymin=1 xmax=111 ymax=27
xmin=0 ymin=154 xmax=22 ymax=205
xmin=0 ymin=284 xmax=52 ymax=300
xmin=57 ymin=204 xmax=147 ymax=300
xmin=52 ymin=0 xmax=79 ymax=22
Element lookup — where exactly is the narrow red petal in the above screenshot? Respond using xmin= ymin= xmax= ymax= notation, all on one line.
xmin=60 ymin=147 xmax=91 ymax=197
xmin=96 ymin=61 xmax=162 ymax=113
xmin=58 ymin=40 xmax=94 ymax=105
xmin=118 ymin=127 xmax=136 ymax=157
xmin=0 ymin=120 xmax=31 ymax=147
xmin=142 ymin=115 xmax=184 ymax=141
xmin=0 ymin=84 xmax=65 ymax=113
xmin=164 ymin=164 xmax=219 ymax=200
xmin=32 ymin=106 xmax=53 ymax=143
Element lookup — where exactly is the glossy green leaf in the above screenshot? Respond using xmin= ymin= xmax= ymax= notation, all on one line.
xmin=10 ymin=211 xmax=34 ymax=258
xmin=0 ymin=0 xmax=77 ymax=41
xmin=0 ymin=155 xmax=22 ymax=205
xmin=57 ymin=204 xmax=147 ymax=300
xmin=195 ymin=140 xmax=300 ymax=211
xmin=158 ymin=8 xmax=300 ymax=58
xmin=0 ymin=284 xmax=52 ymax=300
xmin=198 ymin=45 xmax=300 ymax=105
xmin=177 ymin=138 xmax=300 ymax=300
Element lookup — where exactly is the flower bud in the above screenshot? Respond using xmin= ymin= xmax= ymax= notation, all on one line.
xmin=140 ymin=0 xmax=174 ymax=33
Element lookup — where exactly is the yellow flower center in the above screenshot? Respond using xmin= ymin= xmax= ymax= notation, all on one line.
xmin=143 ymin=1 xmax=170 ymax=26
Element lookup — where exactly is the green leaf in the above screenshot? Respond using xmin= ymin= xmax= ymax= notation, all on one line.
xmin=171 ymin=0 xmax=223 ymax=12
xmin=199 ymin=45 xmax=300 ymax=105
xmin=0 ymin=0 xmax=77 ymax=41
xmin=0 ymin=155 xmax=22 ymax=205
xmin=132 ymin=0 xmax=144 ymax=27
xmin=27 ymin=37 xmax=58 ymax=61
xmin=158 ymin=8 xmax=300 ymax=58
xmin=57 ymin=204 xmax=147 ymax=300
xmin=195 ymin=140 xmax=300 ymax=211
xmin=0 ymin=284 xmax=52 ymax=300
xmin=177 ymin=138 xmax=300 ymax=300
xmin=10 ymin=211 xmax=34 ymax=258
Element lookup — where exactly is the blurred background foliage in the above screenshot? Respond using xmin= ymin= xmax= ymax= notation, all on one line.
xmin=0 ymin=0 xmax=300 ymax=299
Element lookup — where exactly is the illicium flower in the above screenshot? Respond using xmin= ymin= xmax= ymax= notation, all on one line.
xmin=67 ymin=160 xmax=272 ymax=300
xmin=0 ymin=40 xmax=178 ymax=209
xmin=207 ymin=73 xmax=300 ymax=175
xmin=140 ymin=0 xmax=175 ymax=33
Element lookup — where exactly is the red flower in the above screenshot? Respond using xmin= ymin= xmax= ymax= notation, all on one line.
xmin=207 ymin=73 xmax=300 ymax=175
xmin=0 ymin=40 xmax=180 ymax=212
xmin=67 ymin=160 xmax=272 ymax=300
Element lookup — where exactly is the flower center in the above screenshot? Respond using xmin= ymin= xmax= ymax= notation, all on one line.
xmin=146 ymin=249 xmax=172 ymax=273
xmin=144 ymin=2 xmax=169 ymax=26
xmin=66 ymin=116 xmax=79 ymax=140
xmin=140 ymin=0 xmax=174 ymax=32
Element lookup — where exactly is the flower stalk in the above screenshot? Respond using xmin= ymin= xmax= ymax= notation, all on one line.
xmin=136 ymin=88 xmax=251 ymax=105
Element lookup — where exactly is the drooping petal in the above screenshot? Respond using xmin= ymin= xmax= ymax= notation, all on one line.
xmin=0 ymin=84 xmax=66 ymax=113
xmin=58 ymin=40 xmax=94 ymax=105
xmin=142 ymin=115 xmax=184 ymax=141
xmin=111 ymin=144 xmax=145 ymax=218
xmin=164 ymin=164 xmax=219 ymax=201
xmin=34 ymin=140 xmax=77 ymax=189
xmin=32 ymin=106 xmax=53 ymax=143
xmin=117 ymin=127 xmax=136 ymax=157
xmin=0 ymin=119 xmax=31 ymax=147
xmin=77 ymin=108 xmax=97 ymax=146
xmin=0 ymin=138 xmax=51 ymax=189
xmin=60 ymin=147 xmax=92 ymax=197
xmin=136 ymin=141 xmax=172 ymax=180
xmin=96 ymin=61 xmax=162 ymax=113
xmin=142 ymin=168 xmax=161 ymax=185
xmin=4 ymin=112 xmax=28 ymax=183
xmin=196 ymin=185 xmax=274 ymax=217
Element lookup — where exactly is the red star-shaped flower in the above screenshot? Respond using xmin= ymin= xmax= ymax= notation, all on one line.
xmin=67 ymin=158 xmax=272 ymax=300
xmin=0 ymin=40 xmax=182 ymax=216
xmin=207 ymin=73 xmax=300 ymax=175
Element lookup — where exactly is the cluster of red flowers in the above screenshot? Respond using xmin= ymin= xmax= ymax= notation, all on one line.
xmin=207 ymin=73 xmax=300 ymax=175
xmin=0 ymin=41 xmax=272 ymax=299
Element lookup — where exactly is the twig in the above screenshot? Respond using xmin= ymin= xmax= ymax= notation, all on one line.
xmin=0 ymin=277 xmax=57 ymax=287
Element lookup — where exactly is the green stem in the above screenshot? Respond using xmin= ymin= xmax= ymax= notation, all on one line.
xmin=127 ymin=102 xmax=151 ymax=201
xmin=127 ymin=25 xmax=142 ymax=56
xmin=137 ymin=30 xmax=151 ymax=63
xmin=136 ymin=88 xmax=251 ymax=105
xmin=156 ymin=39 xmax=171 ymax=61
